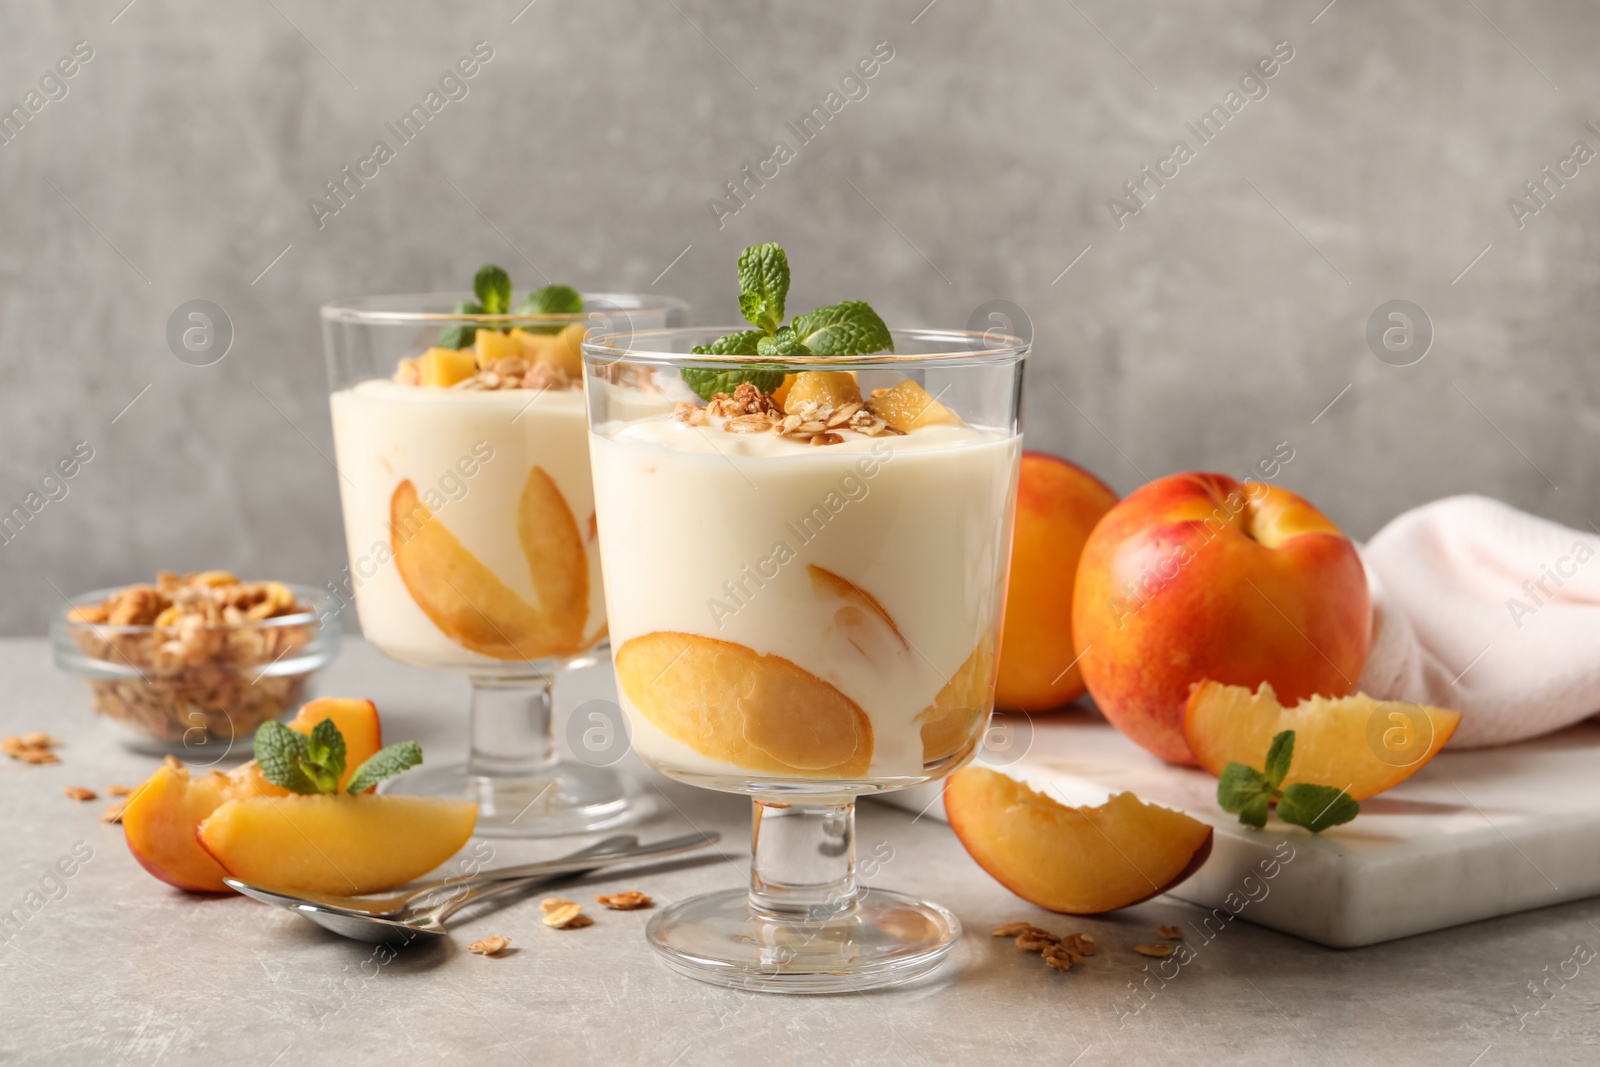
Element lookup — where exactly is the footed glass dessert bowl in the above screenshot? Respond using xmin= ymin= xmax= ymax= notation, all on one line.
xmin=584 ymin=283 xmax=1025 ymax=992
xmin=323 ymin=275 xmax=686 ymax=837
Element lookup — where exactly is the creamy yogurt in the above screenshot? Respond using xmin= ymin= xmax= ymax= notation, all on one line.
xmin=329 ymin=379 xmax=605 ymax=672
xmin=591 ymin=411 xmax=1020 ymax=785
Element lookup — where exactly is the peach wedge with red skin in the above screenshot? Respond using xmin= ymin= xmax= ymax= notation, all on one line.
xmin=121 ymin=761 xmax=271 ymax=892
xmin=944 ymin=766 xmax=1213 ymax=914
xmin=124 ymin=698 xmax=388 ymax=891
xmin=1184 ymin=680 xmax=1461 ymax=801
xmin=1073 ymin=473 xmax=1371 ymax=765
xmin=197 ymin=795 xmax=478 ymax=895
xmin=994 ymin=453 xmax=1119 ymax=712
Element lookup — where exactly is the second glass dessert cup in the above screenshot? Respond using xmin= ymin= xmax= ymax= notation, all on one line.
xmin=323 ymin=292 xmax=686 ymax=837
xmin=583 ymin=326 xmax=1026 ymax=991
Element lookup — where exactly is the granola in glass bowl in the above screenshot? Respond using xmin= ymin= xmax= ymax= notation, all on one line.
xmin=51 ymin=572 xmax=340 ymax=756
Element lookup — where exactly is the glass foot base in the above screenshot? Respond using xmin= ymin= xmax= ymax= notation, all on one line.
xmin=645 ymin=886 xmax=961 ymax=993
xmin=381 ymin=761 xmax=636 ymax=838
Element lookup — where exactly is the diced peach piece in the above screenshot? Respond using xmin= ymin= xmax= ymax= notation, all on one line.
xmin=475 ymin=328 xmax=521 ymax=365
xmin=197 ymin=795 xmax=478 ymax=895
xmin=417 ymin=347 xmax=478 ymax=387
xmin=869 ymin=379 xmax=963 ymax=432
xmin=918 ymin=637 xmax=997 ymax=765
xmin=1183 ymin=681 xmax=1460 ymax=800
xmin=945 ymin=766 xmax=1213 ymax=914
xmin=771 ymin=374 xmax=798 ymax=407
xmin=615 ymin=632 xmax=873 ymax=778
xmin=783 ymin=370 xmax=861 ymax=411
xmin=512 ymin=324 xmax=584 ymax=376
xmin=545 ymin=322 xmax=586 ymax=377
xmin=122 ymin=761 xmax=272 ymax=892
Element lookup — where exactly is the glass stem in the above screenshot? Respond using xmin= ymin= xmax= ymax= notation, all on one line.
xmin=467 ymin=675 xmax=557 ymax=779
xmin=748 ymin=798 xmax=862 ymax=921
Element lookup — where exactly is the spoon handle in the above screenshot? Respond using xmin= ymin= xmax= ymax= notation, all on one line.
xmin=401 ymin=833 xmax=637 ymax=907
xmin=428 ymin=831 xmax=722 ymax=924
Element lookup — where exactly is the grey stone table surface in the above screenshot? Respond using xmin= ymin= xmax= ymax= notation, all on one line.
xmin=3 ymin=637 xmax=1597 ymax=1067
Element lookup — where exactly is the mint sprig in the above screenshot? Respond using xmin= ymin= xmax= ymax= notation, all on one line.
xmin=684 ymin=242 xmax=892 ymax=401
xmin=439 ymin=266 xmax=584 ymax=349
xmin=1215 ymin=729 xmax=1359 ymax=834
xmin=344 ymin=741 xmax=423 ymax=796
xmin=252 ymin=718 xmax=424 ymax=796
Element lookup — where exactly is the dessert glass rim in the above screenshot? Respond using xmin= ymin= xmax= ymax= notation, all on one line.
xmin=581 ymin=324 xmax=1029 ymax=368
xmin=320 ymin=291 xmax=690 ymax=326
xmin=53 ymin=581 xmax=330 ymax=635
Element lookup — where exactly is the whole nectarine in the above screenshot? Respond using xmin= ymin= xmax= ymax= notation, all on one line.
xmin=1072 ymin=473 xmax=1370 ymax=764
xmin=994 ymin=453 xmax=1119 ymax=711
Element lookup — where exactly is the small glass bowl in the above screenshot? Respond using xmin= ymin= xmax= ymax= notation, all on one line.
xmin=51 ymin=584 xmax=340 ymax=757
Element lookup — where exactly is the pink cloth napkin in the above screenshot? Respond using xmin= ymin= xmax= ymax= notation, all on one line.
xmin=1357 ymin=495 xmax=1600 ymax=747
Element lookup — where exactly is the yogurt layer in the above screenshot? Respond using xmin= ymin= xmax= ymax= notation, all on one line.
xmin=330 ymin=379 xmax=604 ymax=671
xmin=592 ymin=411 xmax=1020 ymax=785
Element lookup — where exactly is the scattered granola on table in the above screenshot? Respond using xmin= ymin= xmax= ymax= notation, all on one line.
xmin=541 ymin=902 xmax=593 ymax=929
xmin=467 ymin=934 xmax=512 ymax=956
xmin=100 ymin=801 xmax=126 ymax=824
xmin=3 ymin=734 xmax=60 ymax=764
xmin=993 ymin=922 xmax=1096 ymax=973
xmin=64 ymin=786 xmax=97 ymax=801
xmin=63 ymin=572 xmax=319 ymax=746
xmin=1157 ymin=923 xmax=1184 ymax=940
xmin=1134 ymin=944 xmax=1176 ymax=958
xmin=595 ymin=890 xmax=653 ymax=911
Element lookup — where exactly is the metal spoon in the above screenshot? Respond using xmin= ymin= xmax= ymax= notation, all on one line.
xmin=225 ymin=831 xmax=720 ymax=943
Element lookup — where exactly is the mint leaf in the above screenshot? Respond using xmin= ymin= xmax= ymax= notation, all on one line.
xmin=345 ymin=740 xmax=423 ymax=795
xmin=474 ymin=265 xmax=512 ymax=316
xmin=690 ymin=330 xmax=766 ymax=357
xmin=439 ymin=299 xmax=482 ymax=350
xmin=737 ymin=243 xmax=789 ymax=332
xmin=681 ymin=365 xmax=786 ymax=402
xmin=1217 ymin=762 xmax=1272 ymax=814
xmin=254 ymin=721 xmax=321 ymax=795
xmin=756 ymin=326 xmax=809 ymax=361
xmin=791 ymin=300 xmax=893 ymax=357
xmin=1277 ymin=784 xmax=1360 ymax=833
xmin=1263 ymin=730 xmax=1294 ymax=789
xmin=303 ymin=717 xmax=346 ymax=792
xmin=516 ymin=284 xmax=584 ymax=317
xmin=1238 ymin=791 xmax=1272 ymax=829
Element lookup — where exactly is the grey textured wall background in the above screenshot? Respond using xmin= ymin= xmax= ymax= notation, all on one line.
xmin=0 ymin=0 xmax=1594 ymax=635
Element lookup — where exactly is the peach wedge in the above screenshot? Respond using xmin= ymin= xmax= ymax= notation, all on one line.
xmin=615 ymin=631 xmax=873 ymax=778
xmin=944 ymin=766 xmax=1213 ymax=914
xmin=391 ymin=475 xmax=582 ymax=660
xmin=916 ymin=637 xmax=997 ymax=765
xmin=122 ymin=761 xmax=271 ymax=892
xmin=1184 ymin=680 xmax=1461 ymax=800
xmin=198 ymin=795 xmax=478 ymax=895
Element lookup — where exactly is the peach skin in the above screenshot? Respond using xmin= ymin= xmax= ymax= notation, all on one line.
xmin=994 ymin=453 xmax=1119 ymax=712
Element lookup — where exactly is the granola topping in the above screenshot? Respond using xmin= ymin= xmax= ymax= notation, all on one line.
xmin=672 ymin=384 xmax=899 ymax=447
